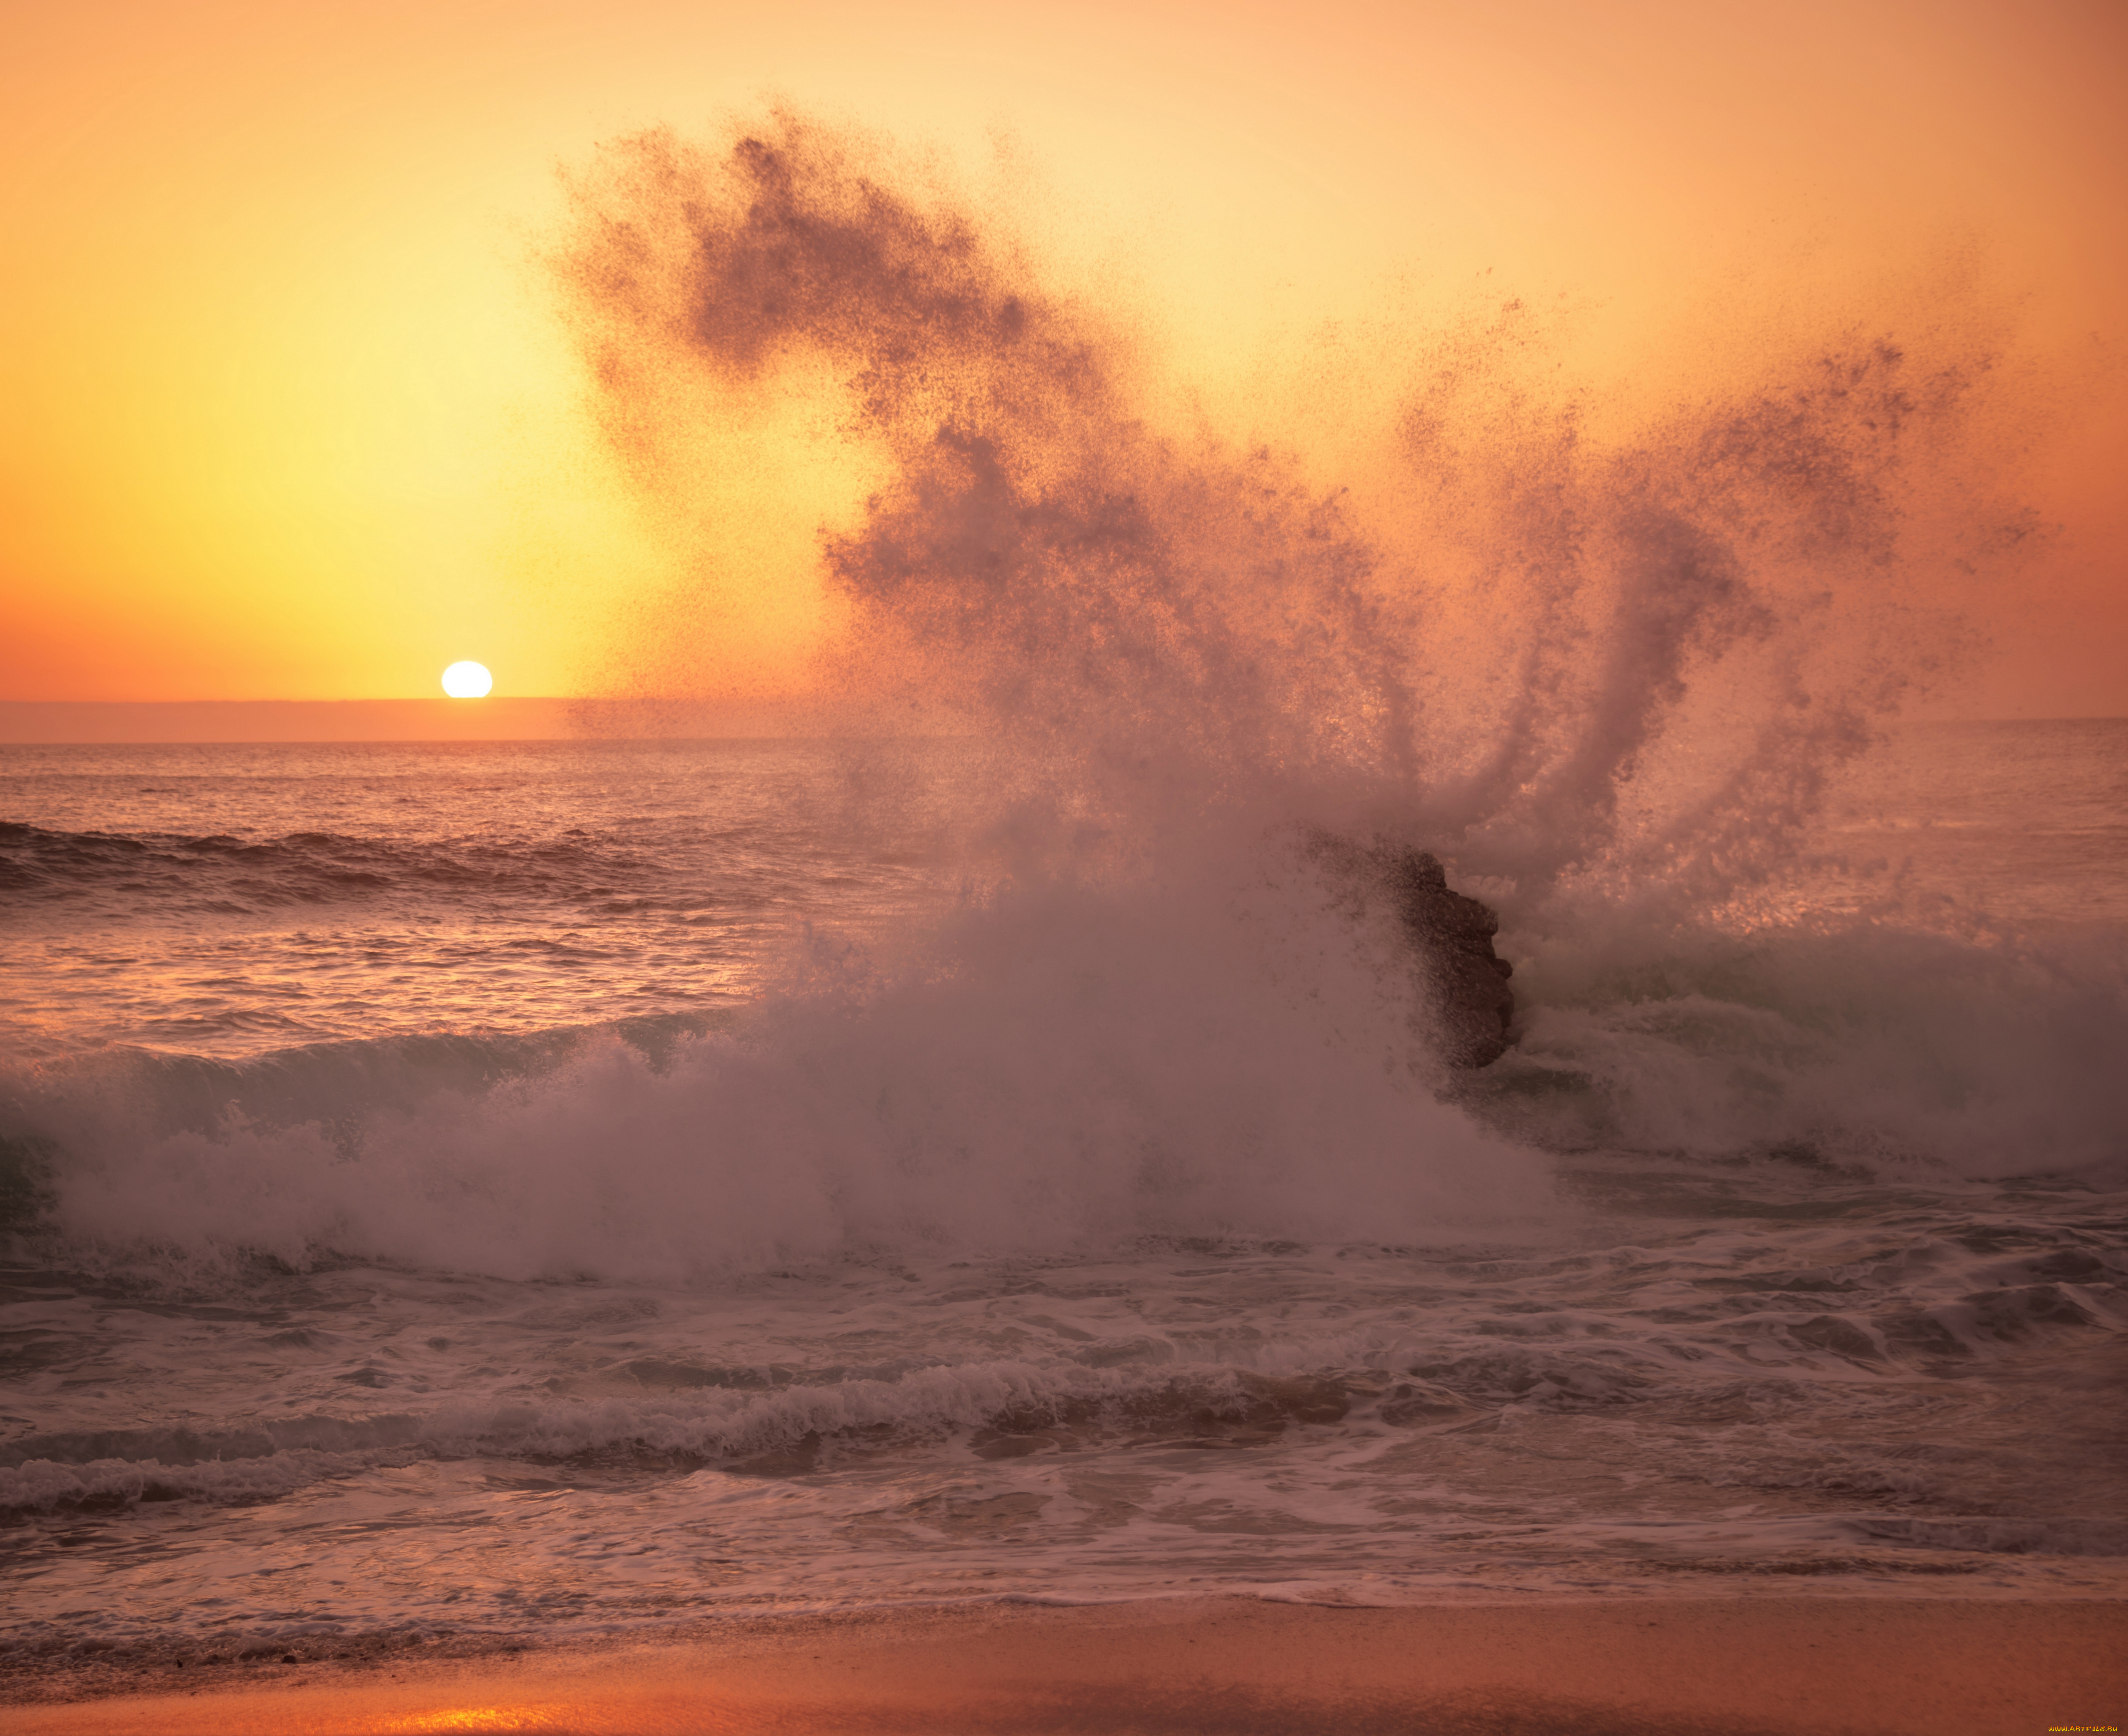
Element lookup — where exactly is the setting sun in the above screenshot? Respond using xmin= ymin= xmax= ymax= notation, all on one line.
xmin=440 ymin=661 xmax=492 ymax=699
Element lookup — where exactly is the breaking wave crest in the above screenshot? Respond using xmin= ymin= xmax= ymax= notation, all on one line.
xmin=5 ymin=113 xmax=2121 ymax=1285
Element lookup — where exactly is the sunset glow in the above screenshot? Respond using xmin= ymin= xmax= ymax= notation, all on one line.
xmin=5 ymin=5 xmax=2125 ymax=1715
xmin=1 ymin=0 xmax=2122 ymax=720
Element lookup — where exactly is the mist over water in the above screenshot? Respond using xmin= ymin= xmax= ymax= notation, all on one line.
xmin=2 ymin=115 xmax=2122 ymax=1282
xmin=2 ymin=115 xmax=2124 ymax=1669
xmin=542 ymin=112 xmax=2123 ymax=1203
xmin=562 ymin=118 xmax=1982 ymax=877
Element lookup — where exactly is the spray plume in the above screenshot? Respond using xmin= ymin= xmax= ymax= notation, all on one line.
xmin=556 ymin=112 xmax=2024 ymax=922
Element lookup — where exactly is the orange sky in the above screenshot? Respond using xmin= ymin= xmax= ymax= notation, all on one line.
xmin=3 ymin=0 xmax=2123 ymax=716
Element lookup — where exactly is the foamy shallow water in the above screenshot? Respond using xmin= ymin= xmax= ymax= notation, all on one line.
xmin=2 ymin=727 xmax=2125 ymax=1667
xmin=3 ymin=1166 xmax=2124 ymax=1657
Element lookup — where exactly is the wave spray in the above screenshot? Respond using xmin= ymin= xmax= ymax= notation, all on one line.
xmin=10 ymin=113 xmax=2122 ymax=1288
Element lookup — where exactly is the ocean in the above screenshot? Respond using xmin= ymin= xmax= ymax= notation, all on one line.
xmin=2 ymin=721 xmax=2123 ymax=1681
xmin=5 ymin=115 xmax=2127 ymax=1691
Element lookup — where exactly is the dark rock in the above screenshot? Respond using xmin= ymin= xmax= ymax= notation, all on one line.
xmin=1307 ymin=834 xmax=1516 ymax=1069
xmin=1382 ymin=847 xmax=1516 ymax=1069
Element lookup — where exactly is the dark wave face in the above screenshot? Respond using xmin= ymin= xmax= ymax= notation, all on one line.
xmin=0 ymin=740 xmax=976 ymax=1058
xmin=0 ymin=819 xmax=650 ymax=912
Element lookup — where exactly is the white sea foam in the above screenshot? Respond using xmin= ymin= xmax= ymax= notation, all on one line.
xmin=3 ymin=114 xmax=2124 ymax=1657
xmin=40 ymin=922 xmax=1546 ymax=1282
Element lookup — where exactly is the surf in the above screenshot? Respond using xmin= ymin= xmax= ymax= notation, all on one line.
xmin=3 ymin=114 xmax=2122 ymax=1291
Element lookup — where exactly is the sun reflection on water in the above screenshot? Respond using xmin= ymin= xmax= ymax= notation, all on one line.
xmin=383 ymin=1707 xmax=571 ymax=1733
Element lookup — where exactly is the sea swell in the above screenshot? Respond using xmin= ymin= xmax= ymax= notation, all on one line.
xmin=5 ymin=110 xmax=2126 ymax=1664
xmin=6 ymin=114 xmax=2114 ymax=1280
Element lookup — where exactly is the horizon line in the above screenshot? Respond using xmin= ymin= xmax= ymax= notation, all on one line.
xmin=0 ymin=696 xmax=825 ymax=745
xmin=2 ymin=695 xmax=2123 ymax=749
xmin=9 ymin=697 xmax=2126 ymax=715
xmin=0 ymin=695 xmax=795 ymax=705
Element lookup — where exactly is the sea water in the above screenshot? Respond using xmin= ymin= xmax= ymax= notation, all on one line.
xmin=1 ymin=724 xmax=2123 ymax=1674
xmin=4 ymin=113 xmax=2126 ymax=1676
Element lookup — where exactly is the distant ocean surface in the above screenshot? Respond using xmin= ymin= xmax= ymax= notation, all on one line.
xmin=2 ymin=722 xmax=2124 ymax=1677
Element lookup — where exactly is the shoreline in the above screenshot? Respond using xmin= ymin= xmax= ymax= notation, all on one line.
xmin=1 ymin=1594 xmax=2120 ymax=1735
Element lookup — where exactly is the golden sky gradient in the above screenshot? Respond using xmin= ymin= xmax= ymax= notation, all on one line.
xmin=3 ymin=0 xmax=2122 ymax=715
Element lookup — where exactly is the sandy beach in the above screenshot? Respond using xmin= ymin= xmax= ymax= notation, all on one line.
xmin=1 ymin=1596 xmax=2119 ymax=1735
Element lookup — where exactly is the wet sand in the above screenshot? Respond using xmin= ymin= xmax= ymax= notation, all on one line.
xmin=0 ymin=1596 xmax=2119 ymax=1735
